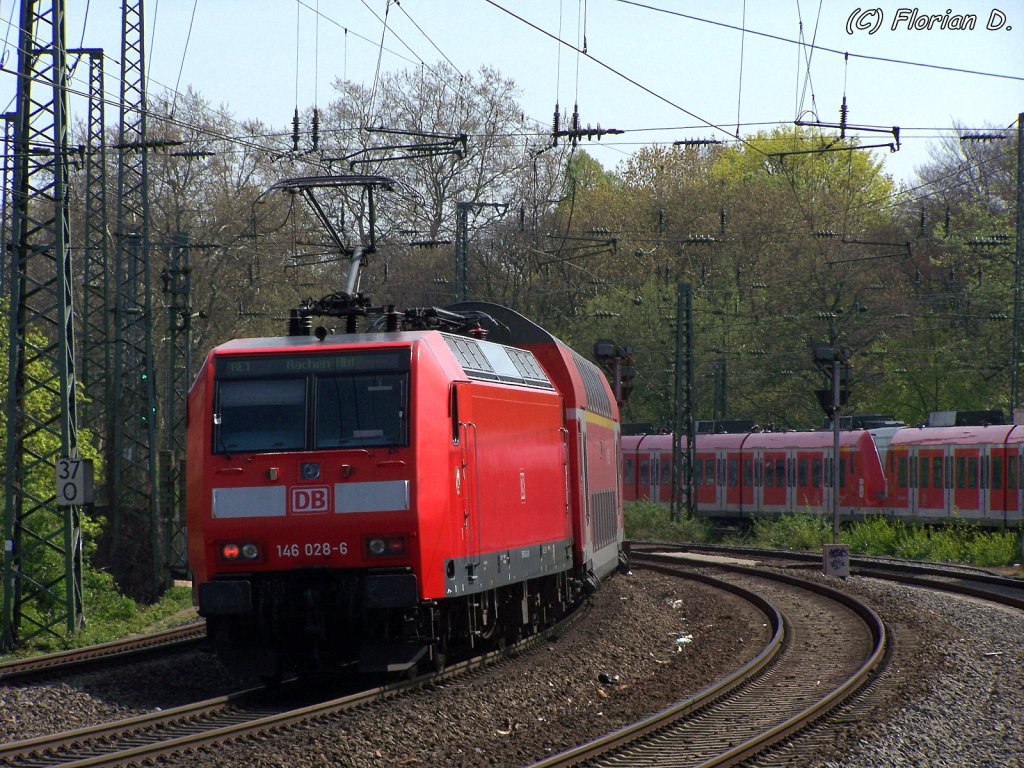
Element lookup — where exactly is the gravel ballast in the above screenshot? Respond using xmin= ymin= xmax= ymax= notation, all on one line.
xmin=0 ymin=567 xmax=1021 ymax=768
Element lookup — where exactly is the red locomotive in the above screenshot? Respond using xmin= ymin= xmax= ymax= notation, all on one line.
xmin=187 ymin=302 xmax=624 ymax=678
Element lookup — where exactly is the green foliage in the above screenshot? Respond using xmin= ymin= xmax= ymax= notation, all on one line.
xmin=3 ymin=580 xmax=196 ymax=657
xmin=626 ymin=501 xmax=1020 ymax=568
xmin=748 ymin=512 xmax=832 ymax=550
xmin=747 ymin=512 xmax=1021 ymax=567
xmin=624 ymin=502 xmax=713 ymax=542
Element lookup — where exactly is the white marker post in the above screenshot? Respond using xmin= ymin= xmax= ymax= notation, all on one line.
xmin=55 ymin=458 xmax=95 ymax=506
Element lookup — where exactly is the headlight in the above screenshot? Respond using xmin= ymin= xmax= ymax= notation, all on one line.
xmin=366 ymin=536 xmax=406 ymax=557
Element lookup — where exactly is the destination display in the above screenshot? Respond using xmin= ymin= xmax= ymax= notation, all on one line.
xmin=215 ymin=349 xmax=410 ymax=379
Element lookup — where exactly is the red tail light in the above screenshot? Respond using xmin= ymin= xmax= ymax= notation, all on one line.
xmin=218 ymin=541 xmax=261 ymax=563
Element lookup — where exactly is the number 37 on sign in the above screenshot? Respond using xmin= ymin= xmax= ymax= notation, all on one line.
xmin=55 ymin=458 xmax=95 ymax=506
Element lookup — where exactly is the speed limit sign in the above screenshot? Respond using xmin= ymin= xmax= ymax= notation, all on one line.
xmin=55 ymin=458 xmax=95 ymax=506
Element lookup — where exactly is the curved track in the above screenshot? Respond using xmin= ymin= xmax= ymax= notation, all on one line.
xmin=0 ymin=603 xmax=583 ymax=767
xmin=0 ymin=623 xmax=206 ymax=684
xmin=528 ymin=552 xmax=886 ymax=768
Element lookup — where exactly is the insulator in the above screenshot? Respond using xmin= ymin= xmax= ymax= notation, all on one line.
xmin=552 ymin=102 xmax=560 ymax=145
xmin=311 ymin=108 xmax=320 ymax=151
xmin=292 ymin=107 xmax=300 ymax=152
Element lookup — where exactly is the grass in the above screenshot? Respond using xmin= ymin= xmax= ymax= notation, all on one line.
xmin=0 ymin=570 xmax=197 ymax=661
xmin=625 ymin=503 xmax=1024 ymax=569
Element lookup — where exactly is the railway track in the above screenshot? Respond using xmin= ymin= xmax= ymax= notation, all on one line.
xmin=527 ymin=552 xmax=887 ymax=768
xmin=631 ymin=541 xmax=1024 ymax=609
xmin=0 ymin=602 xmax=583 ymax=767
xmin=0 ymin=623 xmax=206 ymax=684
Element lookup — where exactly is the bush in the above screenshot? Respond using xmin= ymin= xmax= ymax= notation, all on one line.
xmin=624 ymin=502 xmax=712 ymax=542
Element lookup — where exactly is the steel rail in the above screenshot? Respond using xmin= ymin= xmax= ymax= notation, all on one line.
xmin=0 ymin=601 xmax=585 ymax=767
xmin=529 ymin=554 xmax=887 ymax=768
xmin=0 ymin=622 xmax=206 ymax=683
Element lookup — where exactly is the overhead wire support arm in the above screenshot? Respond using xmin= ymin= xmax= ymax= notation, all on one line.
xmin=783 ymin=97 xmax=902 ymax=155
xmin=331 ymin=127 xmax=468 ymax=169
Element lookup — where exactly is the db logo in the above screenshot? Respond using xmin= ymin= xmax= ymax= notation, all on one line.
xmin=290 ymin=486 xmax=331 ymax=514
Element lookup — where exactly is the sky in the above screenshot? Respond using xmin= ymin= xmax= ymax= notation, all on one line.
xmin=1 ymin=0 xmax=1022 ymax=185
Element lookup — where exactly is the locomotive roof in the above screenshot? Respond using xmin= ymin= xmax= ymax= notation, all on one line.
xmin=211 ymin=331 xmax=431 ymax=353
xmin=206 ymin=330 xmax=556 ymax=392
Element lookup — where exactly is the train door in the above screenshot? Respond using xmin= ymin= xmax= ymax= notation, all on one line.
xmin=740 ymin=454 xmax=753 ymax=512
xmin=1009 ymin=446 xmax=1023 ymax=524
xmin=885 ymin=447 xmax=909 ymax=513
xmin=915 ymin=449 xmax=946 ymax=519
xmin=987 ymin=447 xmax=1008 ymax=521
xmin=658 ymin=452 xmax=673 ymax=504
xmin=795 ymin=451 xmax=823 ymax=508
xmin=751 ymin=451 xmax=763 ymax=511
xmin=622 ymin=451 xmax=637 ymax=502
xmin=637 ymin=449 xmax=653 ymax=501
xmin=1011 ymin=448 xmax=1019 ymax=528
xmin=952 ymin=447 xmax=981 ymax=518
xmin=762 ymin=451 xmax=786 ymax=510
xmin=695 ymin=452 xmax=717 ymax=510
xmin=455 ymin=383 xmax=481 ymax=572
xmin=724 ymin=451 xmax=742 ymax=512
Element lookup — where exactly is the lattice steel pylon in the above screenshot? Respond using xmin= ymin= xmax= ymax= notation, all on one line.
xmin=1 ymin=112 xmax=15 ymax=296
xmin=111 ymin=0 xmax=161 ymax=599
xmin=3 ymin=0 xmax=84 ymax=649
xmin=73 ymin=49 xmax=111 ymax=484
xmin=670 ymin=283 xmax=695 ymax=522
xmin=161 ymin=233 xmax=190 ymax=583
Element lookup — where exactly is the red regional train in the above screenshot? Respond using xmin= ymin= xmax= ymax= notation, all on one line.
xmin=187 ymin=302 xmax=624 ymax=678
xmin=623 ymin=424 xmax=1024 ymax=527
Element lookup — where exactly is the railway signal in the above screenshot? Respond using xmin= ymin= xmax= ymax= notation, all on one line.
xmin=593 ymin=339 xmax=636 ymax=407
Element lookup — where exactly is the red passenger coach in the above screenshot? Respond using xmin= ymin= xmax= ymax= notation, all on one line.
xmin=187 ymin=303 xmax=623 ymax=678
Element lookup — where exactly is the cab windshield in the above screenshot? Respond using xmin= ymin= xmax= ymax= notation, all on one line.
xmin=214 ymin=349 xmax=409 ymax=453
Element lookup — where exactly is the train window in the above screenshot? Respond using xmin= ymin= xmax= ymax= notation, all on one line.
xmin=706 ymin=459 xmax=716 ymax=486
xmin=992 ymin=455 xmax=1002 ymax=490
xmin=811 ymin=459 xmax=822 ymax=488
xmin=778 ymin=459 xmax=787 ymax=487
xmin=765 ymin=459 xmax=775 ymax=487
xmin=450 ymin=386 xmax=460 ymax=443
xmin=897 ymin=457 xmax=907 ymax=489
xmin=216 ymin=378 xmax=307 ymax=452
xmin=640 ymin=460 xmax=649 ymax=484
xmin=315 ymin=373 xmax=408 ymax=449
xmin=624 ymin=458 xmax=636 ymax=483
xmin=919 ymin=457 xmax=928 ymax=489
xmin=967 ymin=456 xmax=977 ymax=489
xmin=743 ymin=458 xmax=752 ymax=487
xmin=956 ymin=456 xmax=966 ymax=489
xmin=798 ymin=459 xmax=807 ymax=488
xmin=694 ymin=459 xmax=703 ymax=486
xmin=1010 ymin=456 xmax=1018 ymax=490
xmin=839 ymin=457 xmax=846 ymax=488
xmin=932 ymin=457 xmax=943 ymax=489
xmin=727 ymin=458 xmax=738 ymax=487
xmin=661 ymin=458 xmax=672 ymax=486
